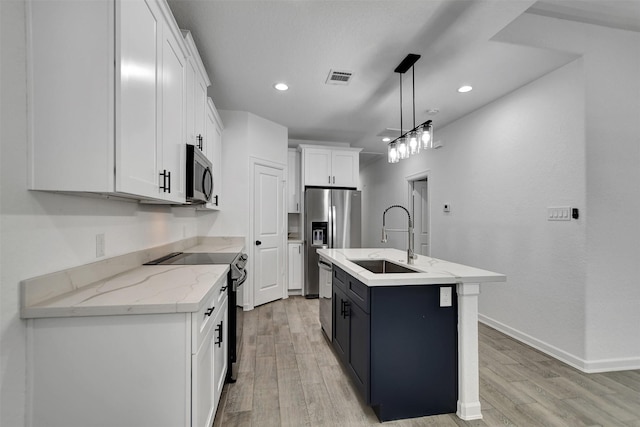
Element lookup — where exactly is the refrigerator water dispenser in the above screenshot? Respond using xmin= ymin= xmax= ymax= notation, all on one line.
xmin=311 ymin=222 xmax=328 ymax=246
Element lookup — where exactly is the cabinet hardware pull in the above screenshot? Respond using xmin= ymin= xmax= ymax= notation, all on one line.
xmin=343 ymin=301 xmax=350 ymax=318
xmin=214 ymin=195 xmax=219 ymax=206
xmin=215 ymin=321 xmax=223 ymax=347
xmin=196 ymin=134 xmax=203 ymax=151
xmin=328 ymin=176 xmax=331 ymax=184
xmin=205 ymin=307 xmax=215 ymax=316
xmin=333 ymin=176 xmax=335 ymax=184
xmin=221 ymin=285 xmax=228 ymax=292
xmin=255 ymin=240 xmax=262 ymax=246
xmin=159 ymin=169 xmax=172 ymax=193
xmin=296 ymin=202 xmax=299 ymax=211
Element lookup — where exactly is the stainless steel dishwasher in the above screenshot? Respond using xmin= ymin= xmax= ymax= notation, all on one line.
xmin=318 ymin=257 xmax=333 ymax=341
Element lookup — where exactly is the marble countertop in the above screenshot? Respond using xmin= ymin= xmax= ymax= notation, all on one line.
xmin=316 ymin=248 xmax=505 ymax=286
xmin=186 ymin=236 xmax=245 ymax=254
xmin=22 ymin=265 xmax=229 ymax=319
xmin=21 ymin=236 xmax=245 ymax=319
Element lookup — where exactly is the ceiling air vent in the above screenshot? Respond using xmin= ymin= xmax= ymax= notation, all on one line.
xmin=326 ymin=69 xmax=353 ymax=85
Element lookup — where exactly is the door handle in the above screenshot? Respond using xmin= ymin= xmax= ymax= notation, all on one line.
xmin=255 ymin=240 xmax=262 ymax=246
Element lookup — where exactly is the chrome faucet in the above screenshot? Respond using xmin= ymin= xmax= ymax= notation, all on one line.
xmin=381 ymin=205 xmax=417 ymax=265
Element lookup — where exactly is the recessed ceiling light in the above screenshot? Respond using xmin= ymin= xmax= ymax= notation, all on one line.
xmin=458 ymin=85 xmax=473 ymax=93
xmin=274 ymin=83 xmax=289 ymax=91
xmin=382 ymin=137 xmax=391 ymax=142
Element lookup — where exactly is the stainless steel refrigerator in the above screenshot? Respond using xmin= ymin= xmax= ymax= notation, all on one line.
xmin=304 ymin=188 xmax=361 ymax=297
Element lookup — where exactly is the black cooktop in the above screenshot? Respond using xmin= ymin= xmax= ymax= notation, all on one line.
xmin=144 ymin=252 xmax=238 ymax=265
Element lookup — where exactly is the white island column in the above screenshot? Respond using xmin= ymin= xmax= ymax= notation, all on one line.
xmin=456 ymin=282 xmax=482 ymax=420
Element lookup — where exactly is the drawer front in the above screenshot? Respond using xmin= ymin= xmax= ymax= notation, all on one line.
xmin=347 ymin=276 xmax=370 ymax=313
xmin=192 ymin=275 xmax=226 ymax=354
xmin=215 ymin=276 xmax=229 ymax=306
xmin=333 ymin=266 xmax=347 ymax=292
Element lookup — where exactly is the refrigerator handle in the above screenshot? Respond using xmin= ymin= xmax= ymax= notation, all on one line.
xmin=331 ymin=205 xmax=336 ymax=249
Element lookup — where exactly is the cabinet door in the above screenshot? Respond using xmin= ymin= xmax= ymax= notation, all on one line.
xmin=332 ymin=287 xmax=349 ymax=363
xmin=287 ymin=150 xmax=300 ymax=213
xmin=116 ymin=0 xmax=162 ymax=198
xmin=213 ymin=297 xmax=229 ymax=409
xmin=288 ymin=243 xmax=302 ymax=290
xmin=185 ymin=55 xmax=196 ymax=146
xmin=194 ymin=75 xmax=208 ymax=152
xmin=304 ymin=148 xmax=332 ymax=186
xmin=205 ymin=99 xmax=223 ymax=209
xmin=331 ymin=150 xmax=359 ymax=188
xmin=348 ymin=299 xmax=370 ymax=401
xmin=192 ymin=324 xmax=215 ymax=427
xmin=159 ymin=19 xmax=186 ymax=203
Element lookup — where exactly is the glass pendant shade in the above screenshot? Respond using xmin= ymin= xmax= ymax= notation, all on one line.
xmin=388 ymin=142 xmax=399 ymax=163
xmin=397 ymin=137 xmax=409 ymax=159
xmin=408 ymin=132 xmax=420 ymax=155
xmin=421 ymin=123 xmax=434 ymax=149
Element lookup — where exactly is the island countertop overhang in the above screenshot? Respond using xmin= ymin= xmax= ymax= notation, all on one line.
xmin=316 ymin=248 xmax=506 ymax=286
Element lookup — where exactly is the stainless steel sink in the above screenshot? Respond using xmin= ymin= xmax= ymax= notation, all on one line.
xmin=350 ymin=259 xmax=420 ymax=274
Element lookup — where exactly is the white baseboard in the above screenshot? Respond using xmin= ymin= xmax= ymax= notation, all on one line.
xmin=478 ymin=314 xmax=640 ymax=373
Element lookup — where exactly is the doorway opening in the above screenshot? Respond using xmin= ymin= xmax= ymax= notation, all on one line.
xmin=406 ymin=171 xmax=430 ymax=256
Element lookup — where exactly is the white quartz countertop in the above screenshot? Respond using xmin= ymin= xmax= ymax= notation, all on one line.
xmin=21 ymin=236 xmax=245 ymax=319
xmin=317 ymin=248 xmax=505 ymax=286
xmin=185 ymin=236 xmax=245 ymax=254
xmin=22 ymin=264 xmax=229 ymax=319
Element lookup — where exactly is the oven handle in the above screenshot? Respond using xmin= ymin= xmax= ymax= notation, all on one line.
xmin=232 ymin=268 xmax=248 ymax=291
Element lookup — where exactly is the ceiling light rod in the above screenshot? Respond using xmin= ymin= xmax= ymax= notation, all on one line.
xmin=388 ymin=53 xmax=435 ymax=164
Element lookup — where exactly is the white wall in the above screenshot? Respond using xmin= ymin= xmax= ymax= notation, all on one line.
xmin=200 ymin=111 xmax=288 ymax=238
xmin=582 ymin=23 xmax=640 ymax=369
xmin=494 ymin=12 xmax=640 ymax=370
xmin=0 ymin=2 xmax=202 ymax=425
xmin=361 ymin=18 xmax=640 ymax=371
xmin=199 ymin=111 xmax=288 ymax=309
xmin=362 ymin=59 xmax=589 ymax=365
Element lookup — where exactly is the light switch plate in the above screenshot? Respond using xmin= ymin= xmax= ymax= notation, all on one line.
xmin=440 ymin=287 xmax=452 ymax=307
xmin=548 ymin=206 xmax=571 ymax=221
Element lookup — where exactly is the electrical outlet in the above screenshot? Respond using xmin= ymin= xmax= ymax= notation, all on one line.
xmin=96 ymin=233 xmax=105 ymax=258
xmin=440 ymin=287 xmax=452 ymax=307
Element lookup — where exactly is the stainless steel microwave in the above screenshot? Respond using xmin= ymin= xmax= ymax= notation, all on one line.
xmin=186 ymin=144 xmax=213 ymax=204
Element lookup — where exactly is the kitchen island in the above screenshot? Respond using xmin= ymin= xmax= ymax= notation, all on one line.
xmin=317 ymin=248 xmax=505 ymax=422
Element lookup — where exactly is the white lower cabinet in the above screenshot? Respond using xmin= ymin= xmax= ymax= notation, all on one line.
xmin=27 ymin=280 xmax=229 ymax=427
xmin=192 ymin=295 xmax=227 ymax=427
xmin=288 ymin=242 xmax=302 ymax=291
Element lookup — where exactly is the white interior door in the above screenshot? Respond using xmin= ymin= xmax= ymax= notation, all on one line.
xmin=412 ymin=179 xmax=430 ymax=256
xmin=253 ymin=163 xmax=285 ymax=307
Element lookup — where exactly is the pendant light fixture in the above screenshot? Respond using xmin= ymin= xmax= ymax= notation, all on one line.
xmin=387 ymin=54 xmax=435 ymax=163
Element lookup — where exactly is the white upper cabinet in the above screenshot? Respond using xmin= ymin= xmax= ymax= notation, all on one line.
xmin=159 ymin=14 xmax=188 ymax=203
xmin=202 ymin=98 xmax=224 ymax=210
xmin=287 ymin=148 xmax=301 ymax=213
xmin=183 ymin=30 xmax=210 ymax=154
xmin=300 ymin=145 xmax=361 ymax=189
xmin=27 ymin=0 xmax=188 ymax=203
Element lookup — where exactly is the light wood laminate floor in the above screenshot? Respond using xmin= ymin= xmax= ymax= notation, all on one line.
xmin=213 ymin=297 xmax=640 ymax=426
